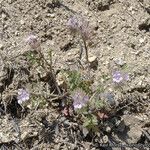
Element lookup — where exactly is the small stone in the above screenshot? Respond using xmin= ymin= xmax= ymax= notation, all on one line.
xmin=105 ymin=126 xmax=111 ymax=133
xmin=139 ymin=38 xmax=145 ymax=43
xmin=91 ymin=21 xmax=99 ymax=30
xmin=143 ymin=95 xmax=147 ymax=100
xmin=3 ymin=24 xmax=8 ymax=29
xmin=0 ymin=43 xmax=4 ymax=49
xmin=88 ymin=55 xmax=98 ymax=69
xmin=47 ymin=14 xmax=55 ymax=18
xmin=20 ymin=20 xmax=25 ymax=25
xmin=15 ymin=31 xmax=19 ymax=36
xmin=88 ymin=55 xmax=97 ymax=62
xmin=131 ymin=50 xmax=142 ymax=55
xmin=82 ymin=127 xmax=89 ymax=137
xmin=56 ymin=72 xmax=68 ymax=89
xmin=21 ymin=131 xmax=28 ymax=140
xmin=114 ymin=57 xmax=126 ymax=66
xmin=128 ymin=6 xmax=133 ymax=11
xmin=35 ymin=14 xmax=40 ymax=19
xmin=127 ymin=126 xmax=142 ymax=143
xmin=135 ymin=114 xmax=148 ymax=121
xmin=67 ymin=52 xmax=72 ymax=56
xmin=103 ymin=135 xmax=108 ymax=143
xmin=2 ymin=13 xmax=7 ymax=19
xmin=103 ymin=60 xmax=109 ymax=65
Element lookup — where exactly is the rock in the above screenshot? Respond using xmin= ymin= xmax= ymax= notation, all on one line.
xmin=56 ymin=72 xmax=68 ymax=89
xmin=88 ymin=55 xmax=98 ymax=69
xmin=122 ymin=115 xmax=144 ymax=143
xmin=15 ymin=31 xmax=19 ymax=36
xmin=47 ymin=13 xmax=55 ymax=18
xmin=0 ymin=43 xmax=4 ymax=50
xmin=82 ymin=127 xmax=89 ymax=137
xmin=127 ymin=126 xmax=142 ymax=143
xmin=105 ymin=126 xmax=111 ymax=133
xmin=35 ymin=14 xmax=40 ymax=19
xmin=21 ymin=131 xmax=38 ymax=141
xmin=139 ymin=38 xmax=145 ymax=43
xmin=2 ymin=13 xmax=7 ymax=20
xmin=114 ymin=57 xmax=126 ymax=66
xmin=103 ymin=135 xmax=108 ymax=143
xmin=20 ymin=20 xmax=25 ymax=25
xmin=21 ymin=131 xmax=28 ymax=140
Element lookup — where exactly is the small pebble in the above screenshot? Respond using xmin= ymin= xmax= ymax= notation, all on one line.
xmin=0 ymin=44 xmax=4 ymax=50
xmin=47 ymin=13 xmax=55 ymax=18
xmin=139 ymin=38 xmax=145 ymax=43
xmin=15 ymin=31 xmax=19 ymax=36
xmin=20 ymin=20 xmax=25 ymax=25
xmin=2 ymin=13 xmax=7 ymax=19
xmin=106 ymin=126 xmax=111 ymax=133
xmin=88 ymin=55 xmax=98 ymax=69
xmin=88 ymin=56 xmax=97 ymax=63
xmin=103 ymin=135 xmax=108 ymax=143
xmin=114 ymin=57 xmax=126 ymax=66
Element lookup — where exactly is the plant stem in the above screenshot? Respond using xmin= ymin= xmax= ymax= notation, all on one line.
xmin=82 ymin=37 xmax=90 ymax=78
xmin=79 ymin=40 xmax=83 ymax=60
xmin=83 ymin=39 xmax=89 ymax=63
xmin=37 ymin=47 xmax=61 ymax=95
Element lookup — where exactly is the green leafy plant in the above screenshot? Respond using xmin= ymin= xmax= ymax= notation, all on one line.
xmin=69 ymin=84 xmax=109 ymax=134
xmin=26 ymin=51 xmax=39 ymax=66
xmin=29 ymin=95 xmax=48 ymax=109
xmin=83 ymin=114 xmax=99 ymax=132
xmin=67 ymin=70 xmax=93 ymax=94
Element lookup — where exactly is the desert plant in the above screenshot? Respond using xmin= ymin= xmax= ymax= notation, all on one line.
xmin=66 ymin=70 xmax=93 ymax=94
xmin=68 ymin=83 xmax=109 ymax=133
xmin=25 ymin=34 xmax=61 ymax=95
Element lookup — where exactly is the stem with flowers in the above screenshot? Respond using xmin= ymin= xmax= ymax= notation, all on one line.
xmin=26 ymin=35 xmax=61 ymax=95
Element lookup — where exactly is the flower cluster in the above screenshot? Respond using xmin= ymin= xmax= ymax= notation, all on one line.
xmin=112 ymin=71 xmax=129 ymax=83
xmin=17 ymin=89 xmax=30 ymax=104
xmin=67 ymin=15 xmax=90 ymax=40
xmin=26 ymin=34 xmax=40 ymax=49
xmin=71 ymin=89 xmax=89 ymax=110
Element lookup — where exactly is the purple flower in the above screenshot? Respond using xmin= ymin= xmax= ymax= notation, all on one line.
xmin=71 ymin=89 xmax=89 ymax=110
xmin=17 ymin=89 xmax=30 ymax=104
xmin=26 ymin=35 xmax=40 ymax=49
xmin=67 ymin=15 xmax=90 ymax=40
xmin=112 ymin=71 xmax=129 ymax=83
xmin=67 ymin=16 xmax=79 ymax=32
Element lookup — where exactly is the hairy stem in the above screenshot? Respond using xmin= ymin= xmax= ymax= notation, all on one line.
xmin=37 ymin=47 xmax=61 ymax=95
xmin=83 ymin=39 xmax=89 ymax=63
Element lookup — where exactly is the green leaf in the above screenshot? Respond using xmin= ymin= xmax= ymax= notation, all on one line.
xmin=89 ymin=93 xmax=105 ymax=111
xmin=26 ymin=51 xmax=38 ymax=65
xmin=66 ymin=70 xmax=92 ymax=94
xmin=67 ymin=70 xmax=82 ymax=90
xmin=83 ymin=114 xmax=98 ymax=127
